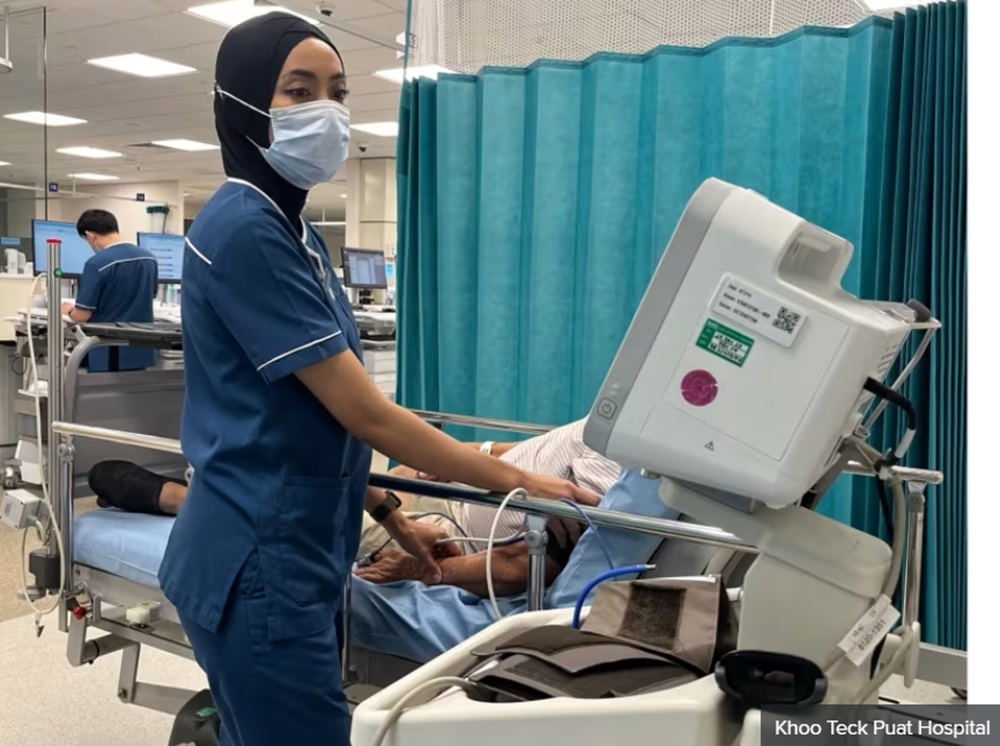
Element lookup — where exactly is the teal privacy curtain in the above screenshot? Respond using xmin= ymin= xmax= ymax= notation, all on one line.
xmin=851 ymin=1 xmax=967 ymax=650
xmin=396 ymin=3 xmax=966 ymax=647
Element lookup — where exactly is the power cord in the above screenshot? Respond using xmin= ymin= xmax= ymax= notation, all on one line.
xmin=369 ymin=676 xmax=480 ymax=746
xmin=22 ymin=274 xmax=67 ymax=623
xmin=486 ymin=488 xmax=528 ymax=620
xmin=558 ymin=498 xmax=614 ymax=570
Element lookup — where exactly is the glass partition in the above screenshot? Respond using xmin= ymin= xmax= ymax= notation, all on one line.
xmin=0 ymin=5 xmax=47 ymax=268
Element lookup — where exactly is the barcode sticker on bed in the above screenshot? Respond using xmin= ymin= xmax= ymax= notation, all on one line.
xmin=711 ymin=274 xmax=808 ymax=348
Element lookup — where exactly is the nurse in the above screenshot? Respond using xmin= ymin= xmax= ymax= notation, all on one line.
xmin=158 ymin=13 xmax=598 ymax=746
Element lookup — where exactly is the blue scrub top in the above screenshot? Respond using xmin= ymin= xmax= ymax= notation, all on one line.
xmin=158 ymin=178 xmax=372 ymax=642
xmin=75 ymin=242 xmax=158 ymax=370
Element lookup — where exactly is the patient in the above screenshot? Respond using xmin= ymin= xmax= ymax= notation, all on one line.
xmin=87 ymin=419 xmax=621 ymax=558
xmin=350 ymin=470 xmax=679 ymax=663
xmin=347 ymin=469 xmax=681 ymax=664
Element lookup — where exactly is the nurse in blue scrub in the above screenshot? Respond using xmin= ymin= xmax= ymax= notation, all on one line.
xmin=157 ymin=13 xmax=599 ymax=746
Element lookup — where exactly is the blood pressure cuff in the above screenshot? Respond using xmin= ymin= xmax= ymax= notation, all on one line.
xmin=582 ymin=575 xmax=737 ymax=673
xmin=461 ymin=577 xmax=735 ymax=702
xmin=466 ymin=626 xmax=697 ymax=701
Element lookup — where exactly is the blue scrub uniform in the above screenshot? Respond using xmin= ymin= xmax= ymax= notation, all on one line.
xmin=158 ymin=178 xmax=371 ymax=746
xmin=75 ymin=242 xmax=158 ymax=371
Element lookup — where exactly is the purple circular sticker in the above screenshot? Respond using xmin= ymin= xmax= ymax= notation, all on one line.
xmin=681 ymin=370 xmax=718 ymax=407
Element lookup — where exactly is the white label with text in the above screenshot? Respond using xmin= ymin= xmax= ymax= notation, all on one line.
xmin=837 ymin=594 xmax=901 ymax=666
xmin=711 ymin=275 xmax=807 ymax=348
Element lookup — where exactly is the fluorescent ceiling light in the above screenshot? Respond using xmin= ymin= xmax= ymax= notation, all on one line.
xmin=186 ymin=1 xmax=318 ymax=28
xmin=57 ymin=146 xmax=123 ymax=159
xmin=87 ymin=53 xmax=196 ymax=78
xmin=351 ymin=122 xmax=398 ymax=138
xmin=152 ymin=139 xmax=219 ymax=152
xmin=314 ymin=221 xmax=346 ymax=227
xmin=68 ymin=173 xmax=120 ymax=182
xmin=340 ymin=193 xmax=347 ymax=198
xmin=4 ymin=111 xmax=86 ymax=126
xmin=373 ymin=65 xmax=454 ymax=85
xmin=865 ymin=1 xmax=923 ymax=8
xmin=0 ymin=161 xmax=10 ymax=166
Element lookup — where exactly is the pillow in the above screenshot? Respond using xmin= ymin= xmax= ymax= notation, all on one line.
xmin=545 ymin=468 xmax=681 ymax=609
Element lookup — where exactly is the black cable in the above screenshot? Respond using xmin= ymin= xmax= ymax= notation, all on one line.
xmin=10 ymin=353 xmax=27 ymax=377
xmin=874 ymin=477 xmax=895 ymax=551
xmin=862 ymin=378 xmax=918 ymax=530
xmin=862 ymin=378 xmax=917 ymax=433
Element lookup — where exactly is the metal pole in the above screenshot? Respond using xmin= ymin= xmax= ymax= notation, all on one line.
xmin=410 ymin=410 xmax=554 ymax=436
xmin=524 ymin=514 xmax=548 ymax=611
xmin=45 ymin=239 xmax=64 ymax=620
xmin=902 ymin=485 xmax=927 ymax=630
xmin=51 ymin=422 xmax=184 ymax=455
xmin=368 ymin=473 xmax=758 ymax=553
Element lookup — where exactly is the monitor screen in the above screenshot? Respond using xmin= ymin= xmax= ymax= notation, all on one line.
xmin=32 ymin=220 xmax=95 ymax=277
xmin=342 ymin=248 xmax=388 ymax=289
xmin=137 ymin=232 xmax=185 ymax=283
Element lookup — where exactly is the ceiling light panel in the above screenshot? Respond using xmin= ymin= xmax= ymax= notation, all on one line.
xmin=351 ymin=122 xmax=399 ymax=138
xmin=57 ymin=147 xmax=124 ymax=159
xmin=4 ymin=111 xmax=87 ymax=126
xmin=152 ymin=139 xmax=219 ymax=152
xmin=68 ymin=173 xmax=120 ymax=181
xmin=186 ymin=1 xmax=319 ymax=28
xmin=87 ymin=53 xmax=196 ymax=78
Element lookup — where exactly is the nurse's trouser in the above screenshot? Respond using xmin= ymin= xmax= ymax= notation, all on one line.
xmin=180 ymin=551 xmax=350 ymax=746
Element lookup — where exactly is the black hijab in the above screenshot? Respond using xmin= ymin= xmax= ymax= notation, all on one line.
xmin=214 ymin=13 xmax=342 ymax=223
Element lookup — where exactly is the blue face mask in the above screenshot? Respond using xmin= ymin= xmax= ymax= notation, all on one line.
xmin=218 ymin=88 xmax=351 ymax=190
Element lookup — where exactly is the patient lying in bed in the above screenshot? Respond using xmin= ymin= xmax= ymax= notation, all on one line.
xmin=347 ymin=469 xmax=681 ymax=663
xmin=87 ymin=419 xmax=622 ymax=561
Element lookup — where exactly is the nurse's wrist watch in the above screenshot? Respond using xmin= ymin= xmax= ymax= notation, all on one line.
xmin=369 ymin=490 xmax=402 ymax=523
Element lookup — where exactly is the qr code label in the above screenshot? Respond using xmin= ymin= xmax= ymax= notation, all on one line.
xmin=772 ymin=307 xmax=802 ymax=335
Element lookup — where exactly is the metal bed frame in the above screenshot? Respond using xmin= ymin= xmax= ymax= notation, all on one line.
xmin=33 ymin=241 xmax=967 ymax=721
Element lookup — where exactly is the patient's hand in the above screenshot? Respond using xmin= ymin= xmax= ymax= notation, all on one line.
xmin=354 ymin=550 xmax=422 ymax=584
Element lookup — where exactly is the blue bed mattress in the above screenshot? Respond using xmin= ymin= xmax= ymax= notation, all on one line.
xmin=73 ymin=509 xmax=174 ymax=588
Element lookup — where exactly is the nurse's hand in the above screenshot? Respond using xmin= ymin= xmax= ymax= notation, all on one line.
xmin=383 ymin=517 xmax=461 ymax=584
xmin=521 ymin=473 xmax=602 ymax=550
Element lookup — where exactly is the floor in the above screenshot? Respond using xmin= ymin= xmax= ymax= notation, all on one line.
xmin=0 ymin=466 xmax=960 ymax=744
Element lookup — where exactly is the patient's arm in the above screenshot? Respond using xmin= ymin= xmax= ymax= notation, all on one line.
xmin=354 ymin=542 xmax=563 ymax=598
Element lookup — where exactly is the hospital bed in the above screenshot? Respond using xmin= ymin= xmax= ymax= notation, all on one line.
xmin=17 ymin=227 xmax=967 ymax=742
xmin=48 ymin=418 xmax=962 ymax=726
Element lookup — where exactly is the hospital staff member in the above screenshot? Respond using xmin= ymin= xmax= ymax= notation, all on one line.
xmin=61 ymin=209 xmax=158 ymax=370
xmin=61 ymin=209 xmax=158 ymax=324
xmin=157 ymin=14 xmax=598 ymax=746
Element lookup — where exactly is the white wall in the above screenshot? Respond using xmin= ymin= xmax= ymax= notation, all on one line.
xmin=45 ymin=181 xmax=185 ymax=239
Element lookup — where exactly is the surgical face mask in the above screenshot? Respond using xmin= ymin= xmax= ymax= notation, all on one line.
xmin=218 ymin=88 xmax=351 ymax=190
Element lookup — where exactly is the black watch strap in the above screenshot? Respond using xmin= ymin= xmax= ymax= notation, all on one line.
xmin=369 ymin=490 xmax=401 ymax=523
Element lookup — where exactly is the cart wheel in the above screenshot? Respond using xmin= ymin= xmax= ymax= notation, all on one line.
xmin=951 ymin=687 xmax=967 ymax=700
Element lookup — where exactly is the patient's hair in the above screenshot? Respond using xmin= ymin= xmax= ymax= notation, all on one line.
xmin=76 ymin=209 xmax=119 ymax=237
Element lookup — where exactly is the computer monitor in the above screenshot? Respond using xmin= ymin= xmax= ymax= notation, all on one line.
xmin=32 ymin=220 xmax=94 ymax=278
xmin=341 ymin=248 xmax=388 ymax=289
xmin=137 ymin=232 xmax=185 ymax=283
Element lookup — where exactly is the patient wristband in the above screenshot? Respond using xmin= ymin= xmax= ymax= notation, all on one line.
xmin=480 ymin=441 xmax=495 ymax=456
xmin=369 ymin=490 xmax=401 ymax=523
